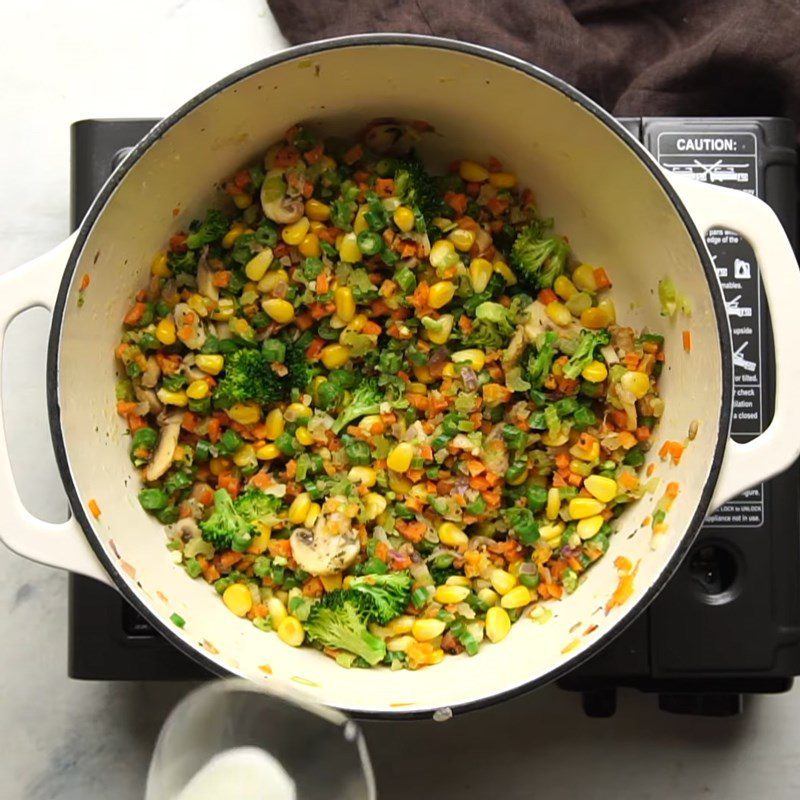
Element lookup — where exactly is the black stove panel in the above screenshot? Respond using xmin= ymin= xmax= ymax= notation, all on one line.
xmin=68 ymin=118 xmax=800 ymax=713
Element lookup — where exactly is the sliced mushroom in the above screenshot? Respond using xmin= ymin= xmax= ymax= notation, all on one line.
xmin=140 ymin=356 xmax=161 ymax=389
xmin=261 ymin=176 xmax=304 ymax=225
xmin=290 ymin=512 xmax=361 ymax=576
xmin=196 ymin=246 xmax=218 ymax=302
xmin=173 ymin=517 xmax=201 ymax=541
xmin=134 ymin=384 xmax=162 ymax=415
xmin=173 ymin=302 xmax=206 ymax=350
xmin=361 ymin=118 xmax=423 ymax=156
xmin=144 ymin=414 xmax=182 ymax=482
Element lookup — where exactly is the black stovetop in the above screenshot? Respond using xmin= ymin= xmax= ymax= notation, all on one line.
xmin=69 ymin=117 xmax=800 ymax=716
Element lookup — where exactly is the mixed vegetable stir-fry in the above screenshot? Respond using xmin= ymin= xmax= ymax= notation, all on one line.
xmin=115 ymin=121 xmax=665 ymax=670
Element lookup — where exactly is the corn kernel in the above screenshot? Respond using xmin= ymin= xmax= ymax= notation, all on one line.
xmin=477 ymin=588 xmax=499 ymax=607
xmin=469 ymin=258 xmax=493 ymax=293
xmin=243 ymin=248 xmax=273 ymax=282
xmin=494 ymin=260 xmax=518 ymax=285
xmin=501 ymin=585 xmax=534 ymax=609
xmin=387 ymin=635 xmax=415 ymax=653
xmin=281 ymin=216 xmax=310 ymax=246
xmin=262 ymin=298 xmax=295 ymax=324
xmin=267 ymin=597 xmax=287 ymax=626
xmin=584 ymin=475 xmax=618 ymax=503
xmin=546 ymin=300 xmax=573 ymax=327
xmin=334 ymin=286 xmax=356 ymax=323
xmin=488 ymin=171 xmax=517 ymax=188
xmin=428 ymin=281 xmax=456 ymax=309
xmin=412 ymin=618 xmax=446 ymax=642
xmin=338 ymin=231 xmax=362 ymax=263
xmin=545 ymin=487 xmax=561 ymax=520
xmin=256 ymin=443 xmax=281 ymax=460
xmin=459 ymin=160 xmax=489 ymax=182
xmin=186 ymin=379 xmax=209 ymax=400
xmin=227 ymin=403 xmax=261 ymax=425
xmin=320 ymin=343 xmax=351 ymax=369
xmin=387 ymin=442 xmax=414 ymax=473
xmin=319 ymin=572 xmax=342 ymax=592
xmin=360 ymin=492 xmax=386 ymax=521
xmin=212 ymin=297 xmax=235 ymax=321
xmin=621 ymin=370 xmax=651 ymax=399
xmin=451 ymin=349 xmax=486 ymax=371
xmin=258 ymin=269 xmax=289 ymax=294
xmin=157 ymin=388 xmax=188 ymax=407
xmin=305 ymin=198 xmax=331 ymax=221
xmin=304 ymin=502 xmax=321 ymax=527
xmin=264 ymin=408 xmax=284 ymax=440
xmin=429 ymin=239 xmax=456 ymax=269
xmin=572 ymin=264 xmax=598 ymax=292
xmin=288 ymin=493 xmax=312 ymax=524
xmin=311 ymin=375 xmax=328 ymax=405
xmin=569 ymin=497 xmax=606 ymax=520
xmin=232 ymin=193 xmax=252 ymax=210
xmin=448 ymin=228 xmax=476 ymax=252
xmin=284 ymin=402 xmax=312 ymax=422
xmin=393 ymin=205 xmax=415 ymax=233
xmin=186 ymin=293 xmax=209 ymax=318
xmin=155 ymin=317 xmax=176 ymax=345
xmin=438 ymin=522 xmax=468 ymax=548
xmin=580 ymin=305 xmax=611 ymax=329
xmin=277 ymin=617 xmax=305 ymax=647
xmin=387 ymin=615 xmax=415 ymax=636
xmin=298 ymin=232 xmax=321 ymax=259
xmin=295 ymin=427 xmax=314 ymax=446
xmin=352 ymin=205 xmax=369 ymax=235
xmin=445 ymin=575 xmax=471 ymax=587
xmin=151 ymin=252 xmax=170 ymax=278
xmin=222 ymin=583 xmax=252 ymax=617
xmin=425 ymin=313 xmax=454 ymax=345
xmin=412 ymin=364 xmax=434 ymax=385
xmin=435 ymin=585 xmax=470 ymax=604
xmin=233 ymin=444 xmax=257 ymax=469
xmin=222 ymin=224 xmax=246 ymax=249
xmin=195 ymin=354 xmax=224 ymax=375
xmin=582 ymin=360 xmax=608 ymax=383
xmin=209 ymin=457 xmax=229 ymax=477
xmin=490 ymin=568 xmax=517 ymax=596
xmin=577 ymin=514 xmax=604 ymax=539
xmin=485 ymin=606 xmax=511 ymax=643
xmin=570 ymin=459 xmax=593 ymax=477
xmin=554 ymin=275 xmax=577 ymax=301
xmin=540 ymin=521 xmax=565 ymax=546
xmin=347 ymin=466 xmax=377 ymax=488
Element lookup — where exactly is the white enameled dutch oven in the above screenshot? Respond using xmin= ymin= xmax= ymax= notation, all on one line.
xmin=2 ymin=35 xmax=799 ymax=718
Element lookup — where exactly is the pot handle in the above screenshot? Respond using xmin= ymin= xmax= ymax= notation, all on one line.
xmin=0 ymin=236 xmax=111 ymax=585
xmin=668 ymin=174 xmax=800 ymax=510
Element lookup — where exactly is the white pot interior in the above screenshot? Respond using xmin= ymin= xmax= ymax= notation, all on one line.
xmin=55 ymin=40 xmax=724 ymax=714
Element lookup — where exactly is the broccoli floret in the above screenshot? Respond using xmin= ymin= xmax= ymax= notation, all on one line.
xmin=527 ymin=331 xmax=557 ymax=388
xmin=510 ymin=224 xmax=571 ymax=289
xmin=349 ymin=571 xmax=413 ymax=624
xmin=214 ymin=349 xmax=288 ymax=408
xmin=284 ymin=339 xmax=310 ymax=393
xmin=304 ymin=590 xmax=387 ymax=666
xmin=234 ymin=488 xmax=281 ymax=526
xmin=394 ymin=158 xmax=443 ymax=228
xmin=466 ymin=300 xmax=520 ymax=349
xmin=331 ymin=377 xmax=381 ymax=434
xmin=199 ymin=489 xmax=252 ymax=552
xmin=186 ymin=209 xmax=228 ymax=250
xmin=562 ymin=329 xmax=611 ymax=380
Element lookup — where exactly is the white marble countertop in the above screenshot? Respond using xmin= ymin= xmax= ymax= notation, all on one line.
xmin=1 ymin=1 xmax=799 ymax=798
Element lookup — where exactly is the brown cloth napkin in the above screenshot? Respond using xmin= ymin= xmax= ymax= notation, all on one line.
xmin=267 ymin=0 xmax=800 ymax=140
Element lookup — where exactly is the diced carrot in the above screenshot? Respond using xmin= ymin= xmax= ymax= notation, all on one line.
xmin=304 ymin=142 xmax=324 ymax=164
xmin=181 ymin=411 xmax=198 ymax=432
xmin=396 ymin=520 xmax=426 ymax=543
xmin=88 ymin=499 xmax=101 ymax=519
xmin=218 ymin=551 xmax=242 ymax=570
xmin=593 ymin=267 xmax=611 ymax=289
xmin=207 ymin=417 xmax=222 ymax=443
xmin=554 ymin=452 xmax=570 ymax=470
xmin=212 ymin=271 xmax=231 ymax=288
xmin=361 ymin=320 xmax=382 ymax=336
xmin=659 ymin=441 xmax=671 ymax=459
xmin=305 ymin=338 xmax=325 ymax=359
xmin=116 ymin=401 xmax=138 ymax=416
xmin=537 ymin=288 xmax=558 ymax=305
xmin=302 ymin=577 xmax=324 ymax=597
xmin=128 ymin=415 xmax=147 ymax=432
xmin=618 ymin=431 xmax=637 ymax=449
xmin=285 ymin=459 xmax=297 ymax=480
xmin=374 ymin=541 xmax=390 ymax=563
xmin=316 ymin=273 xmax=329 ymax=293
xmin=343 ymin=143 xmax=363 ymax=165
xmin=635 ymin=426 xmax=651 ymax=441
xmin=123 ymin=302 xmax=147 ymax=326
xmin=169 ymin=233 xmax=188 ymax=253
xmin=482 ymin=383 xmax=512 ymax=405
xmin=293 ymin=311 xmax=313 ymax=331
xmin=250 ymin=472 xmax=273 ymax=491
xmin=268 ymin=539 xmax=292 ymax=558
xmin=250 ymin=604 xmax=268 ymax=619
xmin=217 ymin=472 xmax=241 ymax=498
xmin=486 ymin=196 xmax=510 ymax=216
xmin=618 ymin=472 xmax=640 ymax=490
xmin=668 ymin=441 xmax=685 ymax=464
xmin=375 ymin=178 xmax=395 ymax=197
xmin=623 ymin=352 xmax=641 ymax=370
xmin=682 ymin=330 xmax=692 ymax=353
xmin=615 ymin=556 xmax=633 ymax=572
xmin=274 ymin=145 xmax=300 ymax=168
xmin=444 ymin=192 xmax=468 ymax=216
xmin=233 ymin=169 xmax=251 ymax=190
xmin=80 ymin=273 xmax=91 ymax=291
xmin=646 ymin=463 xmax=655 ymax=477
xmin=666 ymin=481 xmax=680 ymax=498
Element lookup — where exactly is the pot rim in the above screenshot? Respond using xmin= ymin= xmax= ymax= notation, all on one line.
xmin=46 ymin=33 xmax=732 ymax=719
